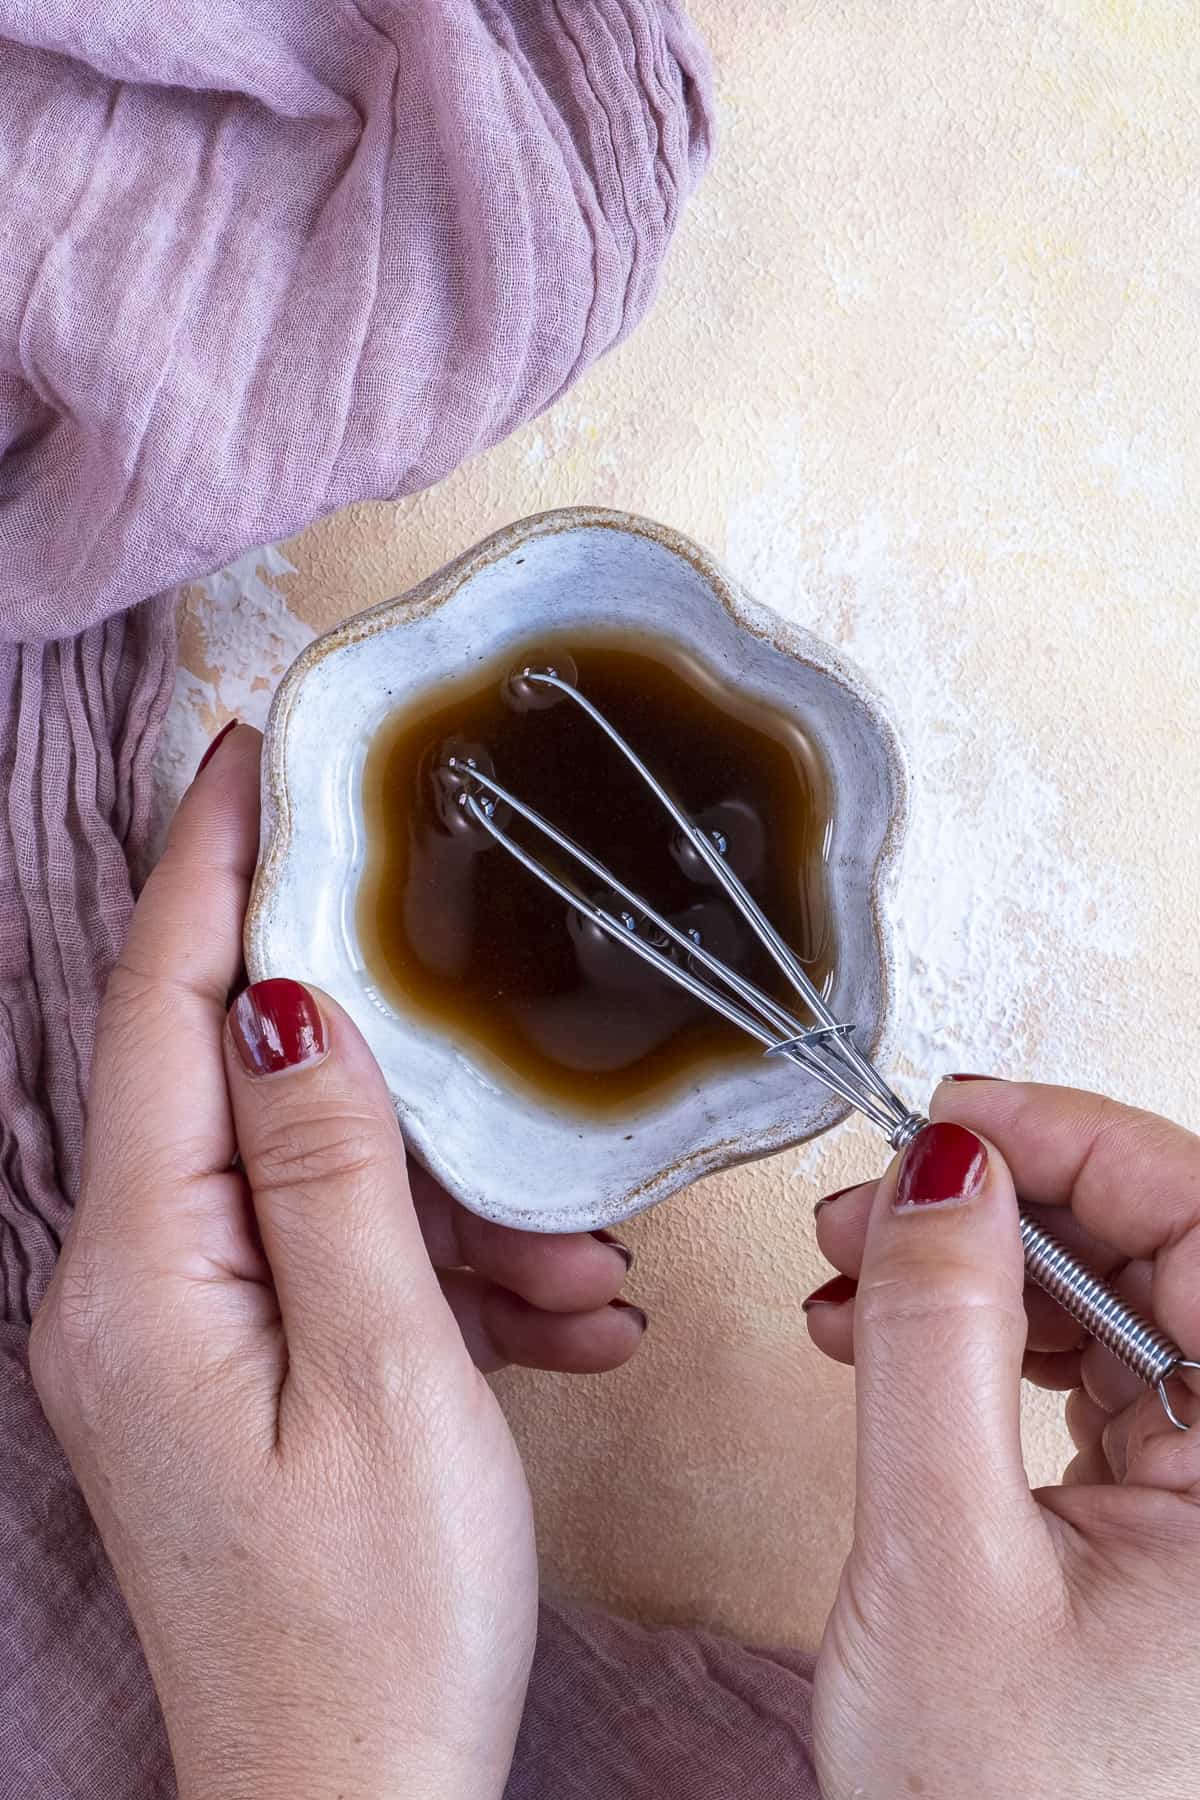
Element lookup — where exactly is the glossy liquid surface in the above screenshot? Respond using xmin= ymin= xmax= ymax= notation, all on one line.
xmin=358 ymin=633 xmax=834 ymax=1113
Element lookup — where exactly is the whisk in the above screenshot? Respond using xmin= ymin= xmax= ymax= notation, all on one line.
xmin=447 ymin=664 xmax=1198 ymax=1431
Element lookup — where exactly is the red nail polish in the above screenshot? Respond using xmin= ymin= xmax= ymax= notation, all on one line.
xmin=610 ymin=1298 xmax=648 ymax=1331
xmin=814 ymin=1184 xmax=859 ymax=1216
xmin=895 ymin=1121 xmax=988 ymax=1210
xmin=592 ymin=1229 xmax=634 ymax=1271
xmin=802 ymin=1273 xmax=858 ymax=1311
xmin=942 ymin=1073 xmax=1001 ymax=1083
xmin=230 ymin=979 xmax=326 ymax=1076
xmin=196 ymin=719 xmax=237 ymax=776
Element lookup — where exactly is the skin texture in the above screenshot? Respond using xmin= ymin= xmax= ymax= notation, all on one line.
xmin=30 ymin=727 xmax=644 ymax=1800
xmin=29 ymin=724 xmax=1200 ymax=1796
xmin=807 ymin=1083 xmax=1200 ymax=1799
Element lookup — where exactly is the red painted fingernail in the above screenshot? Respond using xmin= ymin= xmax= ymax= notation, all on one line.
xmin=196 ymin=718 xmax=237 ymax=776
xmin=942 ymin=1073 xmax=1001 ymax=1083
xmin=802 ymin=1273 xmax=858 ymax=1311
xmin=814 ymin=1184 xmax=860 ymax=1217
xmin=230 ymin=979 xmax=326 ymax=1076
xmin=610 ymin=1298 xmax=648 ymax=1331
xmin=895 ymin=1121 xmax=988 ymax=1211
xmin=592 ymin=1229 xmax=634 ymax=1271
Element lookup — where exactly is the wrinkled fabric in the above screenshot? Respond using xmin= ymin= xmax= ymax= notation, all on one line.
xmin=1 ymin=0 xmax=711 ymax=644
xmin=0 ymin=12 xmax=817 ymax=1799
xmin=0 ymin=604 xmax=176 ymax=1328
xmin=0 ymin=1325 xmax=175 ymax=1797
xmin=512 ymin=1602 xmax=820 ymax=1799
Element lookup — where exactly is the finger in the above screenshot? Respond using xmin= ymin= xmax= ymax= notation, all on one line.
xmin=1066 ymin=1386 xmax=1110 ymax=1453
xmin=78 ymin=723 xmax=261 ymax=1264
xmin=1016 ymin=1198 xmax=1128 ymax=1352
xmin=818 ymin=1183 xmax=1096 ymax=1355
xmin=408 ymin=1164 xmax=633 ymax=1309
xmin=812 ymin=1178 xmax=1085 ymax=1375
xmin=1061 ymin=1383 xmax=1200 ymax=1495
xmin=1061 ymin=1442 xmax=1115 ymax=1487
xmin=804 ymin=1280 xmax=1084 ymax=1386
xmin=225 ymin=980 xmax=456 ymax=1381
xmin=1018 ymin=1197 xmax=1129 ymax=1275
xmin=852 ymin=1122 xmax=1046 ymax=1564
xmin=1078 ymin=1258 xmax=1158 ymax=1417
xmin=932 ymin=1079 xmax=1200 ymax=1357
xmin=1023 ymin=1348 xmax=1084 ymax=1391
xmin=813 ymin=1181 xmax=875 ymax=1275
xmin=802 ymin=1275 xmax=856 ymax=1365
xmin=1120 ymin=1380 xmax=1200 ymax=1493
xmin=1022 ymin=1290 xmax=1091 ymax=1356
xmin=439 ymin=1272 xmax=648 ymax=1374
xmin=1100 ymin=1402 xmax=1138 ymax=1482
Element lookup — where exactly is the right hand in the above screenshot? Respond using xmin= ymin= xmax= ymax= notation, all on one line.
xmin=807 ymin=1079 xmax=1200 ymax=1799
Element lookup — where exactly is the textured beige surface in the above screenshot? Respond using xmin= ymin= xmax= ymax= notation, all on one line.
xmin=174 ymin=1 xmax=1200 ymax=1648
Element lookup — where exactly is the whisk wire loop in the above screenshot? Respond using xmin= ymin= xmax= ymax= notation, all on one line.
xmin=515 ymin=674 xmax=913 ymax=1130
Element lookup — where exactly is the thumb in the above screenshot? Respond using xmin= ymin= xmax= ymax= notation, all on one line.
xmin=224 ymin=978 xmax=456 ymax=1381
xmin=853 ymin=1121 xmax=1038 ymax=1556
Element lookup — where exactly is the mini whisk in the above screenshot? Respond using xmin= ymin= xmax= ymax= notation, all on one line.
xmin=447 ymin=664 xmax=1198 ymax=1431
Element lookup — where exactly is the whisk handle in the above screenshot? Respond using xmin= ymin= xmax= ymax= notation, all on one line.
xmin=891 ymin=1109 xmax=1193 ymax=1428
xmin=1018 ymin=1213 xmax=1175 ymax=1382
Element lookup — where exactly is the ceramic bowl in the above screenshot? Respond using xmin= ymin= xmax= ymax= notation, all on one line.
xmin=245 ymin=507 xmax=908 ymax=1233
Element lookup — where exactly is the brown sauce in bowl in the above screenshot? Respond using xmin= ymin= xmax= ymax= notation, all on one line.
xmin=358 ymin=631 xmax=834 ymax=1113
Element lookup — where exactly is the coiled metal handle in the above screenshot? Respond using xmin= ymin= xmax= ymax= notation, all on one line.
xmin=1019 ymin=1211 xmax=1197 ymax=1429
xmin=895 ymin=1111 xmax=1197 ymax=1430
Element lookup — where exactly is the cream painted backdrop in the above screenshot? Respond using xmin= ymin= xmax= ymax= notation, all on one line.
xmin=159 ymin=1 xmax=1200 ymax=1647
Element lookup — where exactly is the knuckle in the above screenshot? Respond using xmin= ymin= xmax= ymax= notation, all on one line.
xmin=100 ymin=959 xmax=188 ymax=1063
xmin=101 ymin=956 xmax=163 ymax=1034
xmin=104 ymin=950 xmax=225 ymax=1030
xmin=858 ymin=1266 xmax=1026 ymax=1343
xmin=30 ymin=1252 xmax=127 ymax=1425
xmin=325 ymin=1332 xmax=449 ymax=1453
xmin=249 ymin=1109 xmax=392 ymax=1197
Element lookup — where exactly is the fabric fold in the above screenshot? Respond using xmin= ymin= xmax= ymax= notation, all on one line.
xmin=0 ymin=600 xmax=176 ymax=1324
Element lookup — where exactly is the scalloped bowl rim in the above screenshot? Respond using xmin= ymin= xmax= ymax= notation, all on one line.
xmin=245 ymin=506 xmax=910 ymax=1233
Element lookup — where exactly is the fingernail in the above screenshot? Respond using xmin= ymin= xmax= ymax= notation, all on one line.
xmin=814 ymin=1184 xmax=859 ymax=1217
xmin=895 ymin=1121 xmax=988 ymax=1211
xmin=941 ymin=1073 xmax=1002 ymax=1083
xmin=230 ymin=979 xmax=326 ymax=1076
xmin=196 ymin=718 xmax=237 ymax=776
xmin=610 ymin=1298 xmax=648 ymax=1332
xmin=592 ymin=1229 xmax=634 ymax=1272
xmin=802 ymin=1273 xmax=858 ymax=1311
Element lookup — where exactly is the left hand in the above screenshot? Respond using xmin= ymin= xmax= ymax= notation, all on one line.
xmin=30 ymin=722 xmax=644 ymax=1800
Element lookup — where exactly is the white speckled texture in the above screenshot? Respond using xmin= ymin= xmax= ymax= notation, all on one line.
xmin=243 ymin=510 xmax=908 ymax=1233
xmin=163 ymin=0 xmax=1200 ymax=1649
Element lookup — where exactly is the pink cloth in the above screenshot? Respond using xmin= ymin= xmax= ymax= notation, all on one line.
xmin=0 ymin=10 xmax=821 ymax=1797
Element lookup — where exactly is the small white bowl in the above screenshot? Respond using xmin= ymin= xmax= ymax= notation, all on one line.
xmin=245 ymin=507 xmax=908 ymax=1234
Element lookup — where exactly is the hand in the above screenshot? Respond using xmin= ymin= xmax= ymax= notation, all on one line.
xmin=30 ymin=725 xmax=646 ymax=1800
xmin=806 ymin=1078 xmax=1200 ymax=1800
